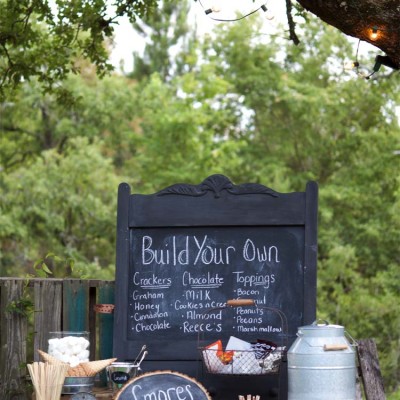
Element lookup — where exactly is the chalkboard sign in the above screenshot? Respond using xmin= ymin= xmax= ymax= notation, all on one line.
xmin=115 ymin=371 xmax=211 ymax=400
xmin=113 ymin=174 xmax=318 ymax=399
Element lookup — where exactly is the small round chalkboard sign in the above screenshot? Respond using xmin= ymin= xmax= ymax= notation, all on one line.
xmin=112 ymin=370 xmax=131 ymax=384
xmin=115 ymin=370 xmax=211 ymax=400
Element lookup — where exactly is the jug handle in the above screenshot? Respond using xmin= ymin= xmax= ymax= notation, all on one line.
xmin=312 ymin=319 xmax=329 ymax=326
xmin=296 ymin=319 xmax=329 ymax=338
xmin=345 ymin=330 xmax=358 ymax=347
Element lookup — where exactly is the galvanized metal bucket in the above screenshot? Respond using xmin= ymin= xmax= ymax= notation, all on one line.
xmin=61 ymin=376 xmax=95 ymax=394
xmin=288 ymin=320 xmax=356 ymax=400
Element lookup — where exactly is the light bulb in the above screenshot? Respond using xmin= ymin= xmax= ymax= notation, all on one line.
xmin=343 ymin=61 xmax=359 ymax=71
xmin=370 ymin=26 xmax=379 ymax=40
xmin=205 ymin=1 xmax=221 ymax=14
xmin=260 ymin=4 xmax=274 ymax=20
xmin=211 ymin=0 xmax=222 ymax=13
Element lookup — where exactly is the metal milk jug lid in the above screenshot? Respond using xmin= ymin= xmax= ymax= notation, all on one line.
xmin=298 ymin=320 xmax=345 ymax=337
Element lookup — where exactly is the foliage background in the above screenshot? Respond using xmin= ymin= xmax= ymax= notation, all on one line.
xmin=1 ymin=1 xmax=399 ymax=397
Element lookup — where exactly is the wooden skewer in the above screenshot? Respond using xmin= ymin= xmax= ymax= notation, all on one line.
xmin=28 ymin=361 xmax=69 ymax=400
xmin=39 ymin=362 xmax=44 ymax=400
xmin=36 ymin=362 xmax=42 ymax=400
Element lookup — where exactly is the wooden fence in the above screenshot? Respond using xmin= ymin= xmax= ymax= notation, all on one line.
xmin=0 ymin=278 xmax=114 ymax=400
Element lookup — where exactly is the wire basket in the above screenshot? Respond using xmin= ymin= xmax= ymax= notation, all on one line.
xmin=198 ymin=299 xmax=287 ymax=376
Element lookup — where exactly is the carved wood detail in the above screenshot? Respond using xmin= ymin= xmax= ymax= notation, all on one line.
xmin=156 ymin=174 xmax=279 ymax=199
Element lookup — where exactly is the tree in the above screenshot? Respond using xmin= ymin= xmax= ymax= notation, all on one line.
xmin=130 ymin=1 xmax=193 ymax=81
xmin=2 ymin=0 xmax=400 ymax=102
xmin=0 ymin=72 xmax=140 ymax=172
xmin=0 ymin=137 xmax=120 ymax=278
xmin=0 ymin=0 xmax=157 ymax=100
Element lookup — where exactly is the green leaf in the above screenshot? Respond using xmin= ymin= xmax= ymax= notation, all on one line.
xmin=41 ymin=263 xmax=53 ymax=275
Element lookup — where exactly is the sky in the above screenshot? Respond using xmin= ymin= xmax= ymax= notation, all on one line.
xmin=109 ymin=0 xmax=287 ymax=72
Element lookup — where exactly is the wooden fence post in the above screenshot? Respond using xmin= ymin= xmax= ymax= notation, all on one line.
xmin=33 ymin=279 xmax=63 ymax=361
xmin=98 ymin=281 xmax=115 ymax=385
xmin=0 ymin=280 xmax=28 ymax=400
xmin=63 ymin=280 xmax=89 ymax=332
xmin=357 ymin=338 xmax=386 ymax=400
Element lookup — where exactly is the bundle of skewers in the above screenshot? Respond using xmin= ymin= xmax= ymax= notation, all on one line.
xmin=238 ymin=395 xmax=261 ymax=400
xmin=27 ymin=361 xmax=69 ymax=400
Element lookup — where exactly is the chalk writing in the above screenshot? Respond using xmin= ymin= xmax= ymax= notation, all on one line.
xmin=141 ymin=235 xmax=280 ymax=266
xmin=127 ymin=227 xmax=301 ymax=340
xmin=116 ymin=372 xmax=211 ymax=400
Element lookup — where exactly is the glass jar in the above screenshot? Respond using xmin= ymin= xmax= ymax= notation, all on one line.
xmin=48 ymin=331 xmax=90 ymax=367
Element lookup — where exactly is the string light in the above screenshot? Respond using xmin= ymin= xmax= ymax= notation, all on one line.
xmin=343 ymin=61 xmax=359 ymax=71
xmin=370 ymin=26 xmax=379 ymax=41
xmin=343 ymin=39 xmax=362 ymax=74
xmin=204 ymin=1 xmax=221 ymax=15
xmin=197 ymin=1 xmax=269 ymax=22
xmin=211 ymin=4 xmax=221 ymax=13
xmin=260 ymin=4 xmax=274 ymax=20
xmin=344 ymin=39 xmax=399 ymax=80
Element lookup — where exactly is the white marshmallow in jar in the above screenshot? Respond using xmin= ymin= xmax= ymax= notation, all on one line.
xmin=48 ymin=331 xmax=90 ymax=367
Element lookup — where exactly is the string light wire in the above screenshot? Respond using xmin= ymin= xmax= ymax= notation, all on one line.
xmin=347 ymin=39 xmax=377 ymax=80
xmin=347 ymin=39 xmax=398 ymax=80
xmin=196 ymin=0 xmax=268 ymax=22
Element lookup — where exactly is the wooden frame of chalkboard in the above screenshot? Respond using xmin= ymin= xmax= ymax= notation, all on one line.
xmin=113 ymin=174 xmax=318 ymax=400
xmin=115 ymin=370 xmax=212 ymax=400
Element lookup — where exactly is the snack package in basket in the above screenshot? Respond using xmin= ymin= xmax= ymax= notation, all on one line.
xmin=202 ymin=340 xmax=233 ymax=374
xmin=226 ymin=336 xmax=252 ymax=352
xmin=226 ymin=336 xmax=261 ymax=374
xmin=258 ymin=346 xmax=284 ymax=372
xmin=232 ymin=351 xmax=262 ymax=375
xmin=251 ymin=339 xmax=277 ymax=359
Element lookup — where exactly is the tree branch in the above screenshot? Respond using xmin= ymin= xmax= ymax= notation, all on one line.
xmin=1 ymin=148 xmax=36 ymax=171
xmin=286 ymin=0 xmax=300 ymax=45
xmin=2 ymin=125 xmax=37 ymax=137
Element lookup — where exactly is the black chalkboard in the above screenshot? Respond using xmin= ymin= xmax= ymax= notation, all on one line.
xmin=113 ymin=175 xmax=318 ymax=400
xmin=115 ymin=371 xmax=211 ymax=400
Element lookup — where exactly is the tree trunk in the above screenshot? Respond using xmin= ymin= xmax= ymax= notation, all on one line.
xmin=296 ymin=0 xmax=400 ymax=69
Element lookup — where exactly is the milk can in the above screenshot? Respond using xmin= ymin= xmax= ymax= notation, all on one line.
xmin=287 ymin=321 xmax=356 ymax=400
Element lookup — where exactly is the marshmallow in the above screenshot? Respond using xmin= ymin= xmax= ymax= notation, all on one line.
xmin=69 ymin=355 xmax=81 ymax=367
xmin=77 ymin=350 xmax=90 ymax=361
xmin=48 ymin=335 xmax=90 ymax=366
